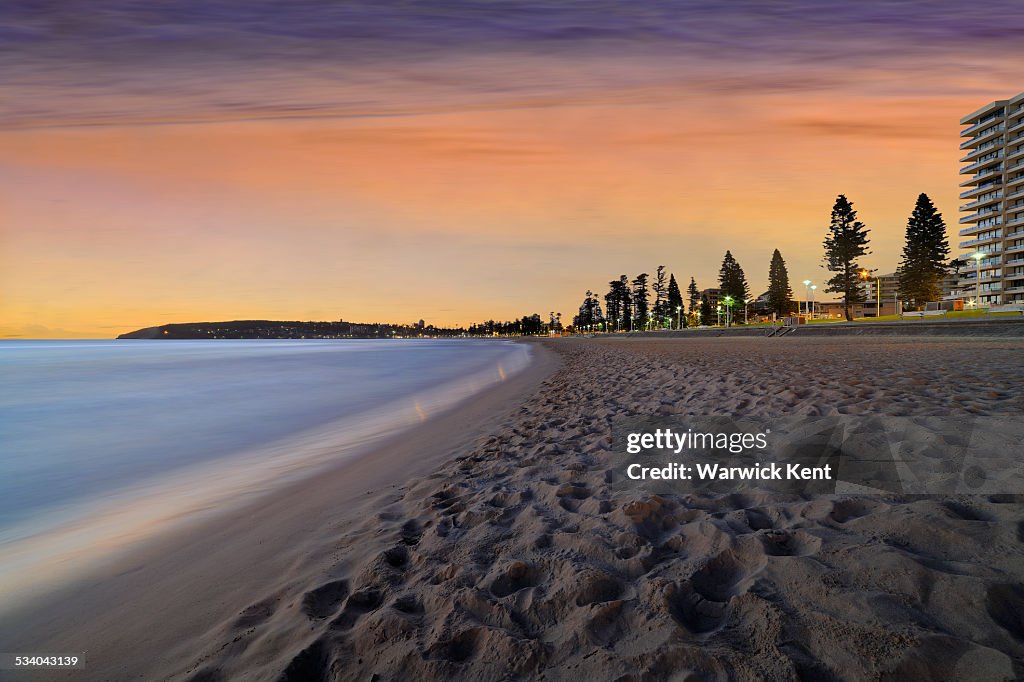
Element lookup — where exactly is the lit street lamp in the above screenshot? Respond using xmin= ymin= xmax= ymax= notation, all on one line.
xmin=859 ymin=268 xmax=880 ymax=318
xmin=676 ymin=305 xmax=682 ymax=330
xmin=971 ymin=251 xmax=986 ymax=309
xmin=716 ymin=305 xmax=722 ymax=326
xmin=810 ymin=285 xmax=817 ymax=320
xmin=802 ymin=279 xmax=811 ymax=317
xmin=723 ymin=296 xmax=734 ymax=326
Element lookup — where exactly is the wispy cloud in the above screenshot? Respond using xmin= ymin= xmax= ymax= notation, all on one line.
xmin=3 ymin=1 xmax=1022 ymax=129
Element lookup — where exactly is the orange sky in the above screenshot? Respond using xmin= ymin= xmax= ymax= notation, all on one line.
xmin=1 ymin=45 xmax=1021 ymax=336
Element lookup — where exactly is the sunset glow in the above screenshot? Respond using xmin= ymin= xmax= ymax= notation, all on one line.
xmin=2 ymin=2 xmax=1022 ymax=337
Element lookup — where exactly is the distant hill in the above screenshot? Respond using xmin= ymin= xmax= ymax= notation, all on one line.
xmin=116 ymin=320 xmax=452 ymax=340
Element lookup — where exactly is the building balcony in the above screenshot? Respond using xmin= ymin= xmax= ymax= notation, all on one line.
xmin=960 ymin=181 xmax=1002 ymax=199
xmin=959 ymin=208 xmax=1002 ymax=224
xmin=1008 ymin=175 xmax=1024 ymax=188
xmin=959 ymin=221 xmax=1003 ymax=236
xmin=1006 ymin=244 xmax=1024 ymax=254
xmin=958 ymin=272 xmax=1001 ymax=285
xmin=1006 ymin=256 xmax=1024 ymax=266
xmin=960 ymin=153 xmax=1004 ymax=174
xmin=959 ymin=234 xmax=1003 ymax=249
xmin=1009 ymin=118 xmax=1024 ymax=136
xmin=960 ymin=139 xmax=1005 ymax=162
xmin=960 ymin=165 xmax=1004 ymax=187
xmin=1008 ymin=147 xmax=1024 ymax=163
xmin=1003 ymin=285 xmax=1024 ymax=294
xmin=960 ymin=193 xmax=1003 ymax=212
xmin=1007 ymin=216 xmax=1024 ymax=230
xmin=1008 ymin=159 xmax=1024 ymax=174
xmin=961 ymin=246 xmax=1003 ymax=261
xmin=961 ymin=123 xmax=1007 ymax=149
xmin=961 ymin=114 xmax=1005 ymax=137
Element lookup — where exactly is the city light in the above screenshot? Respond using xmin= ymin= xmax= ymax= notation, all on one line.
xmin=972 ymin=251 xmax=986 ymax=309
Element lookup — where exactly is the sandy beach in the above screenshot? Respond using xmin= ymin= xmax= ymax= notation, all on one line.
xmin=8 ymin=334 xmax=1024 ymax=681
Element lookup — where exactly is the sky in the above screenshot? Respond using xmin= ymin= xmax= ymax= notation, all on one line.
xmin=2 ymin=1 xmax=1023 ymax=337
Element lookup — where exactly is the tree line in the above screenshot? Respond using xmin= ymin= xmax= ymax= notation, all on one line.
xmin=571 ymin=192 xmax=952 ymax=330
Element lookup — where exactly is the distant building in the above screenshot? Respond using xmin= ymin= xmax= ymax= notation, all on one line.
xmin=859 ymin=272 xmax=899 ymax=312
xmin=699 ymin=287 xmax=722 ymax=309
xmin=957 ymin=90 xmax=1024 ymax=306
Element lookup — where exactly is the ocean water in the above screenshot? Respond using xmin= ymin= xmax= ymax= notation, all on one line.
xmin=0 ymin=339 xmax=531 ymax=608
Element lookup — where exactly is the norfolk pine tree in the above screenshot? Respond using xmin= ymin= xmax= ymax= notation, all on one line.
xmin=767 ymin=249 xmax=794 ymax=318
xmin=652 ymin=266 xmax=668 ymax=327
xmin=897 ymin=193 xmax=950 ymax=310
xmin=667 ymin=274 xmax=684 ymax=328
xmin=718 ymin=250 xmax=750 ymax=324
xmin=687 ymin=277 xmax=700 ymax=317
xmin=822 ymin=194 xmax=871 ymax=321
xmin=632 ymin=273 xmax=650 ymax=330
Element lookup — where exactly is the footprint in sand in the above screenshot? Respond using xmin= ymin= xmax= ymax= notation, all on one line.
xmin=300 ymin=580 xmax=350 ymax=620
xmin=489 ymin=560 xmax=541 ymax=598
xmin=758 ymin=530 xmax=822 ymax=557
xmin=329 ymin=587 xmax=384 ymax=631
xmin=665 ymin=582 xmax=728 ymax=635
xmin=555 ymin=482 xmax=590 ymax=512
xmin=985 ymin=583 xmax=1024 ymax=639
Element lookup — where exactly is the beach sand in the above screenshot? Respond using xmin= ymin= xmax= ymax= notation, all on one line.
xmin=8 ymin=335 xmax=1024 ymax=681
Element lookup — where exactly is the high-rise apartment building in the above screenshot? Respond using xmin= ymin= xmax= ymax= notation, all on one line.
xmin=957 ymin=91 xmax=1024 ymax=306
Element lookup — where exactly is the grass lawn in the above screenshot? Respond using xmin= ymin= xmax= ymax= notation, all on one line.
xmin=854 ymin=310 xmax=1024 ymax=322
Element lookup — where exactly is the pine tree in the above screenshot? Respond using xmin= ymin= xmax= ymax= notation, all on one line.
xmin=766 ymin=248 xmax=794 ymax=318
xmin=619 ymin=275 xmax=633 ymax=330
xmin=574 ymin=290 xmax=604 ymax=330
xmin=718 ymin=251 xmax=750 ymax=325
xmin=605 ymin=276 xmax=632 ymax=331
xmin=632 ymin=273 xmax=650 ymax=330
xmin=699 ymin=294 xmax=713 ymax=327
xmin=897 ymin=193 xmax=950 ymax=310
xmin=667 ymin=274 xmax=684 ymax=328
xmin=605 ymin=279 xmax=622 ymax=332
xmin=687 ymin=277 xmax=700 ymax=316
xmin=652 ymin=266 xmax=668 ymax=328
xmin=822 ymin=194 xmax=871 ymax=321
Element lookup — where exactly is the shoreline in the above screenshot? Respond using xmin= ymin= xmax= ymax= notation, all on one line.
xmin=0 ymin=341 xmax=560 ymax=681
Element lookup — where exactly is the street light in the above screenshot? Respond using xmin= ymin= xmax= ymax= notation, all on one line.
xmin=971 ymin=252 xmax=986 ymax=309
xmin=716 ymin=305 xmax=722 ymax=326
xmin=676 ymin=305 xmax=682 ymax=330
xmin=859 ymin=269 xmax=880 ymax=318
xmin=810 ymin=285 xmax=817 ymax=320
xmin=802 ymin=280 xmax=811 ymax=317
xmin=723 ymin=296 xmax=733 ymax=327
xmin=744 ymin=297 xmax=751 ymax=324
